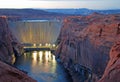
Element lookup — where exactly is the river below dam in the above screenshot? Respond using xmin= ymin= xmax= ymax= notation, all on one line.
xmin=14 ymin=51 xmax=72 ymax=82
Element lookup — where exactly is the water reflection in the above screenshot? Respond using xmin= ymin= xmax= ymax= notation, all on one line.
xmin=32 ymin=51 xmax=37 ymax=66
xmin=48 ymin=51 xmax=52 ymax=60
xmin=45 ymin=51 xmax=49 ymax=63
xmin=39 ymin=51 xmax=43 ymax=62
xmin=31 ymin=51 xmax=56 ymax=64
xmin=15 ymin=51 xmax=72 ymax=82
xmin=32 ymin=51 xmax=37 ymax=61
xmin=52 ymin=55 xmax=56 ymax=61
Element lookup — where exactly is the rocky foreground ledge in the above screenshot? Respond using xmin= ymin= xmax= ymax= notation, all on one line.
xmin=56 ymin=13 xmax=120 ymax=82
xmin=0 ymin=61 xmax=36 ymax=82
xmin=0 ymin=16 xmax=36 ymax=82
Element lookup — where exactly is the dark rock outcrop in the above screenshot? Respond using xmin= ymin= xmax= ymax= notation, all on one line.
xmin=0 ymin=16 xmax=23 ymax=63
xmin=0 ymin=61 xmax=36 ymax=82
xmin=0 ymin=16 xmax=36 ymax=82
xmin=56 ymin=13 xmax=120 ymax=82
xmin=98 ymin=41 xmax=120 ymax=82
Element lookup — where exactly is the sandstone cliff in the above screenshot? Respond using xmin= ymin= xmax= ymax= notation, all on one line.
xmin=0 ymin=16 xmax=23 ymax=63
xmin=98 ymin=41 xmax=120 ymax=82
xmin=0 ymin=16 xmax=36 ymax=82
xmin=56 ymin=13 xmax=120 ymax=82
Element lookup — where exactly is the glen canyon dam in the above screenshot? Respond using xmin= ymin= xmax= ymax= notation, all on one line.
xmin=9 ymin=20 xmax=61 ymax=46
xmin=0 ymin=2 xmax=119 ymax=82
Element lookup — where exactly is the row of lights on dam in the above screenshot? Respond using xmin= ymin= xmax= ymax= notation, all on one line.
xmin=33 ymin=43 xmax=56 ymax=47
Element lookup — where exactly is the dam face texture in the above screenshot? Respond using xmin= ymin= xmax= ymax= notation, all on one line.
xmin=9 ymin=20 xmax=61 ymax=46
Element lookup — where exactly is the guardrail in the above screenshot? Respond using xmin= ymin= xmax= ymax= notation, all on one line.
xmin=23 ymin=46 xmax=57 ymax=52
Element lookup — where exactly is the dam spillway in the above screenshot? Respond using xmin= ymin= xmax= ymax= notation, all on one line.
xmin=9 ymin=20 xmax=61 ymax=46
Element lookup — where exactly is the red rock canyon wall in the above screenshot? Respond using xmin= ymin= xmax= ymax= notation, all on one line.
xmin=0 ymin=16 xmax=36 ymax=82
xmin=56 ymin=13 xmax=120 ymax=82
xmin=0 ymin=16 xmax=23 ymax=63
xmin=98 ymin=41 xmax=120 ymax=82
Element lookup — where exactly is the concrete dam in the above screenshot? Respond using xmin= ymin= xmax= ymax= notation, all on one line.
xmin=8 ymin=20 xmax=73 ymax=82
xmin=9 ymin=20 xmax=61 ymax=47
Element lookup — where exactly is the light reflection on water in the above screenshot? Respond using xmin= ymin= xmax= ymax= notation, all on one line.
xmin=32 ymin=51 xmax=37 ymax=66
xmin=39 ymin=51 xmax=43 ymax=62
xmin=31 ymin=51 xmax=57 ymax=73
xmin=15 ymin=51 xmax=72 ymax=82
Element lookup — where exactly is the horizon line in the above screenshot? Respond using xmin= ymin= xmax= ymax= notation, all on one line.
xmin=0 ymin=8 xmax=120 ymax=10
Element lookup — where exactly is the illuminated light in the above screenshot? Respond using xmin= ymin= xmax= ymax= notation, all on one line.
xmin=39 ymin=44 xmax=42 ymax=46
xmin=11 ymin=54 xmax=16 ymax=64
xmin=24 ymin=53 xmax=27 ymax=59
xmin=45 ymin=43 xmax=48 ymax=46
xmin=48 ymin=51 xmax=51 ymax=55
xmin=52 ymin=44 xmax=56 ymax=47
xmin=24 ymin=53 xmax=26 ymax=55
xmin=45 ymin=51 xmax=49 ymax=62
xmin=52 ymin=55 xmax=56 ymax=61
xmin=23 ymin=46 xmax=26 ymax=48
xmin=33 ymin=43 xmax=36 ymax=47
xmin=39 ymin=51 xmax=43 ymax=61
xmin=47 ymin=52 xmax=56 ymax=73
xmin=32 ymin=51 xmax=37 ymax=62
xmin=48 ymin=51 xmax=51 ymax=60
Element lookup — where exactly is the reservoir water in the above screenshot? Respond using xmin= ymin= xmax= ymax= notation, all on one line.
xmin=14 ymin=51 xmax=72 ymax=82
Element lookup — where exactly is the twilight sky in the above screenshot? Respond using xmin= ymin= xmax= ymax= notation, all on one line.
xmin=0 ymin=0 xmax=120 ymax=9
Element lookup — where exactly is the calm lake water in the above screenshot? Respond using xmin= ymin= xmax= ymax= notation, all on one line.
xmin=14 ymin=51 xmax=72 ymax=82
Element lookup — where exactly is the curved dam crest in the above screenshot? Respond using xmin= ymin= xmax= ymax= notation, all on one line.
xmin=9 ymin=20 xmax=61 ymax=45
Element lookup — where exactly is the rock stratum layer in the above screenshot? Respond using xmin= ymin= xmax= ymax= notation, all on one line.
xmin=0 ymin=16 xmax=36 ymax=82
xmin=0 ymin=16 xmax=23 ymax=63
xmin=98 ymin=41 xmax=120 ymax=82
xmin=56 ymin=13 xmax=120 ymax=82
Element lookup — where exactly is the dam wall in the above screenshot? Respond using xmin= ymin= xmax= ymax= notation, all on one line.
xmin=9 ymin=20 xmax=61 ymax=45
